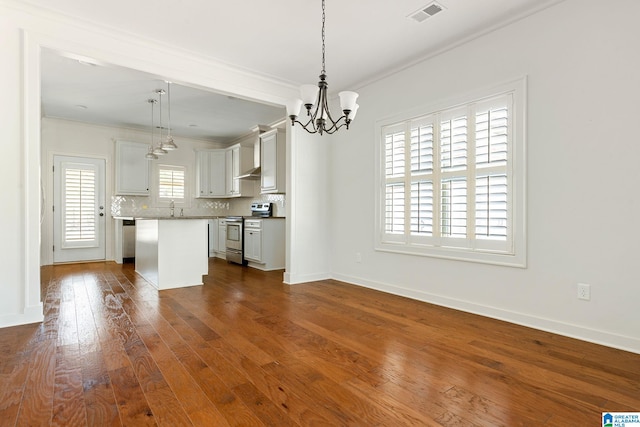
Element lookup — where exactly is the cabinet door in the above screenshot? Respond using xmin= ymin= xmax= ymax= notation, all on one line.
xmin=244 ymin=229 xmax=262 ymax=262
xmin=115 ymin=141 xmax=149 ymax=195
xmin=260 ymin=128 xmax=285 ymax=194
xmin=225 ymin=148 xmax=238 ymax=196
xmin=197 ymin=150 xmax=226 ymax=198
xmin=209 ymin=151 xmax=226 ymax=197
xmin=218 ymin=223 xmax=227 ymax=254
xmin=261 ymin=132 xmax=277 ymax=192
xmin=196 ymin=151 xmax=210 ymax=197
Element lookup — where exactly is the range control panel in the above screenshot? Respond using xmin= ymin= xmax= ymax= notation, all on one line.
xmin=250 ymin=202 xmax=272 ymax=217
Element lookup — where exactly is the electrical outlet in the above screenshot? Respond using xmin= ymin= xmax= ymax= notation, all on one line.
xmin=577 ymin=283 xmax=591 ymax=301
xmin=355 ymin=252 xmax=362 ymax=263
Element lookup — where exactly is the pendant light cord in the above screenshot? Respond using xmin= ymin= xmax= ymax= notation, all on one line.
xmin=166 ymin=82 xmax=172 ymax=137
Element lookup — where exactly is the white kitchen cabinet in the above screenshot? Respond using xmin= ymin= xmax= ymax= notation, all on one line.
xmin=260 ymin=128 xmax=286 ymax=194
xmin=244 ymin=222 xmax=262 ymax=262
xmin=216 ymin=219 xmax=226 ymax=258
xmin=115 ymin=140 xmax=149 ymax=195
xmin=243 ymin=218 xmax=285 ymax=270
xmin=225 ymin=144 xmax=255 ymax=197
xmin=196 ymin=150 xmax=226 ymax=198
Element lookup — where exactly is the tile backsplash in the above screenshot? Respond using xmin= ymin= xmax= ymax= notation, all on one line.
xmin=111 ymin=194 xmax=286 ymax=218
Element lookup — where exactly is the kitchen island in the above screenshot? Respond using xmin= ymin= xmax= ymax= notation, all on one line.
xmin=135 ymin=217 xmax=209 ymax=290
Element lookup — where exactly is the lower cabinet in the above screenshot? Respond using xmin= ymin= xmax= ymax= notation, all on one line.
xmin=244 ymin=227 xmax=262 ymax=263
xmin=243 ymin=218 xmax=285 ymax=270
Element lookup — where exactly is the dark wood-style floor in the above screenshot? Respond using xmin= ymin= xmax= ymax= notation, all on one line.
xmin=0 ymin=259 xmax=638 ymax=426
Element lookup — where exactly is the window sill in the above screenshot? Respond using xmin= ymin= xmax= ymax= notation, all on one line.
xmin=375 ymin=241 xmax=526 ymax=268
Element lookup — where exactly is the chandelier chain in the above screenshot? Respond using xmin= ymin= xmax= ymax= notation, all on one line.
xmin=321 ymin=0 xmax=326 ymax=75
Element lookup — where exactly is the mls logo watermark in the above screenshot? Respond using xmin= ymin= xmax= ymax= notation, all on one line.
xmin=603 ymin=412 xmax=640 ymax=427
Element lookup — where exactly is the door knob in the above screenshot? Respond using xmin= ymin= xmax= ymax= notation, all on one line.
xmin=99 ymin=213 xmax=104 ymax=216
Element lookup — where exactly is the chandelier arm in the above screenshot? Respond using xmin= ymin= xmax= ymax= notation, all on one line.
xmin=293 ymin=117 xmax=322 ymax=134
xmin=322 ymin=114 xmax=347 ymax=134
xmin=323 ymin=119 xmax=350 ymax=134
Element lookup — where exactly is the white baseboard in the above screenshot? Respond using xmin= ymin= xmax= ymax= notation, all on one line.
xmin=332 ymin=272 xmax=640 ymax=355
xmin=0 ymin=303 xmax=44 ymax=329
xmin=283 ymin=271 xmax=331 ymax=285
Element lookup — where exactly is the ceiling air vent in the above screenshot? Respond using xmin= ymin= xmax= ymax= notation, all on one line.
xmin=408 ymin=2 xmax=445 ymax=23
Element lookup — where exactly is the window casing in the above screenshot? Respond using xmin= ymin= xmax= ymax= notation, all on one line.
xmin=375 ymin=79 xmax=526 ymax=267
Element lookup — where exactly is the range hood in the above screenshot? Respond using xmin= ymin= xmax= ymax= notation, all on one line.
xmin=237 ymin=166 xmax=261 ymax=180
xmin=238 ymin=125 xmax=270 ymax=180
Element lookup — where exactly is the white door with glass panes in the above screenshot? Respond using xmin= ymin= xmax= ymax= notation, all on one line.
xmin=53 ymin=155 xmax=106 ymax=262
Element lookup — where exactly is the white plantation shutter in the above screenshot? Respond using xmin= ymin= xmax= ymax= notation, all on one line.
xmin=440 ymin=115 xmax=468 ymax=172
xmin=410 ymin=180 xmax=433 ymax=235
xmin=476 ymin=174 xmax=508 ymax=240
xmin=378 ymin=82 xmax=525 ymax=266
xmin=385 ymin=183 xmax=405 ymax=234
xmin=62 ymin=165 xmax=97 ymax=248
xmin=385 ymin=129 xmax=405 ymax=178
xmin=158 ymin=166 xmax=185 ymax=199
xmin=411 ymin=123 xmax=434 ymax=174
xmin=476 ymin=106 xmax=508 ymax=168
xmin=440 ymin=178 xmax=467 ymax=238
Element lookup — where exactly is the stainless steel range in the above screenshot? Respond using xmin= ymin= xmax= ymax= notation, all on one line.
xmin=225 ymin=203 xmax=273 ymax=265
xmin=225 ymin=216 xmax=245 ymax=265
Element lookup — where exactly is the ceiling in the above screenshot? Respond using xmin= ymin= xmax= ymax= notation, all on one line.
xmin=34 ymin=0 xmax=561 ymax=143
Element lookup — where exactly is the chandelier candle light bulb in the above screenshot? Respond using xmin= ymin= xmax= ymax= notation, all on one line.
xmin=286 ymin=0 xmax=360 ymax=135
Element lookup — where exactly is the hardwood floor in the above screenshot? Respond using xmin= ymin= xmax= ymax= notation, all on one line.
xmin=1 ymin=259 xmax=638 ymax=426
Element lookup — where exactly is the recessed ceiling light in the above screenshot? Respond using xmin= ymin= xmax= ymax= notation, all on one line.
xmin=189 ymin=124 xmax=198 ymax=127
xmin=75 ymin=104 xmax=88 ymax=109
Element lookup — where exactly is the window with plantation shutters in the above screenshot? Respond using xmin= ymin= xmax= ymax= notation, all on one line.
xmin=375 ymin=78 xmax=526 ymax=267
xmin=158 ymin=165 xmax=185 ymax=200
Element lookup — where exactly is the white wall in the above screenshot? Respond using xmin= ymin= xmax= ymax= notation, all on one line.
xmin=329 ymin=0 xmax=640 ymax=353
xmin=284 ymin=126 xmax=331 ymax=284
xmin=0 ymin=10 xmax=43 ymax=327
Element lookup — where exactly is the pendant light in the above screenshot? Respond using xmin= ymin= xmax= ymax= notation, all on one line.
xmin=161 ymin=81 xmax=178 ymax=150
xmin=285 ymin=0 xmax=359 ymax=135
xmin=145 ymin=99 xmax=158 ymax=160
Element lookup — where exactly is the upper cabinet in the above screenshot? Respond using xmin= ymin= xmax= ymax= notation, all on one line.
xmin=226 ymin=144 xmax=255 ymax=198
xmin=196 ymin=145 xmax=255 ymax=198
xmin=196 ymin=150 xmax=226 ymax=198
xmin=115 ymin=140 xmax=149 ymax=196
xmin=260 ymin=128 xmax=286 ymax=194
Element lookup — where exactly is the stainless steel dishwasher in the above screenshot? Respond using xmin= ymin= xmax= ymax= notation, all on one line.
xmin=122 ymin=219 xmax=136 ymax=263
